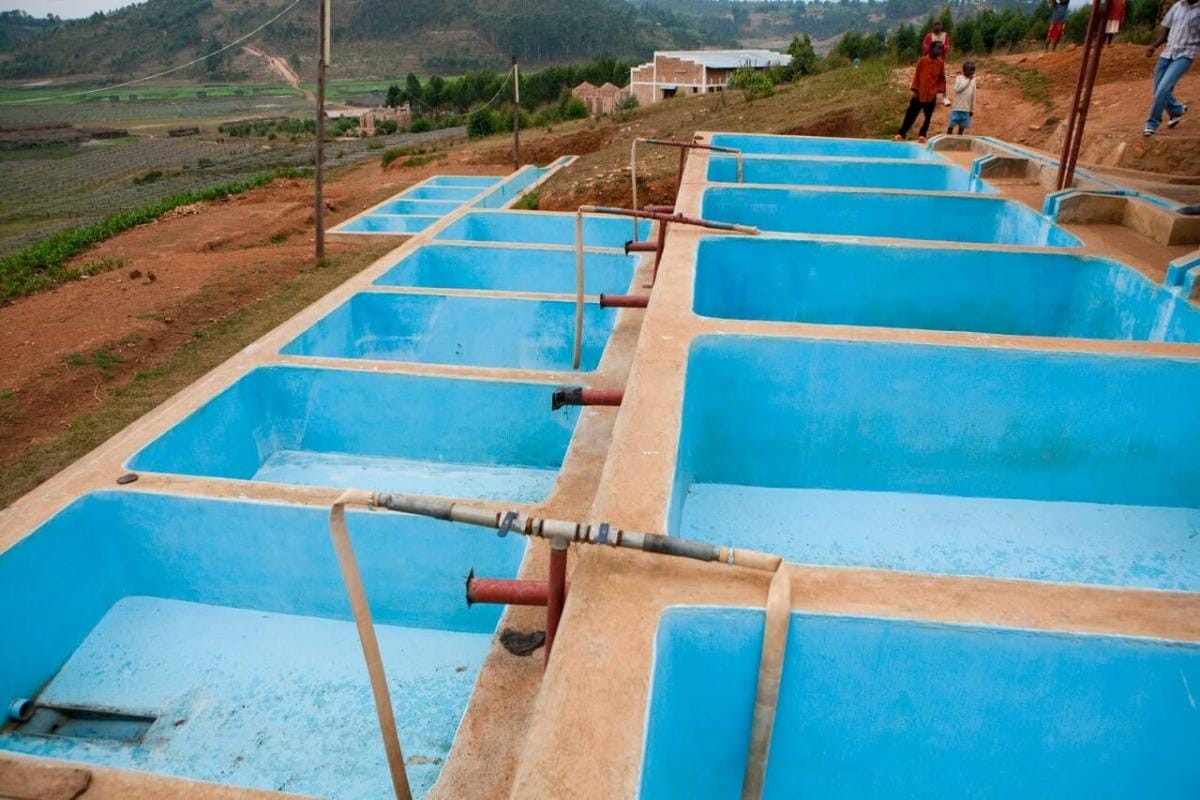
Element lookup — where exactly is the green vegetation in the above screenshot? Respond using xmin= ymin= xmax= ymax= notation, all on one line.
xmin=730 ymin=68 xmax=775 ymax=100
xmin=511 ymin=191 xmax=540 ymax=210
xmin=0 ymin=166 xmax=310 ymax=301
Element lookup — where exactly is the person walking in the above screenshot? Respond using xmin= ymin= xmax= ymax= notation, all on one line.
xmin=923 ymin=19 xmax=951 ymax=55
xmin=1143 ymin=0 xmax=1200 ymax=136
xmin=1046 ymin=0 xmax=1071 ymax=50
xmin=895 ymin=40 xmax=946 ymax=143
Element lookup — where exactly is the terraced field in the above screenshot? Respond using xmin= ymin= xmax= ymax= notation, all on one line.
xmin=0 ymin=97 xmax=465 ymax=259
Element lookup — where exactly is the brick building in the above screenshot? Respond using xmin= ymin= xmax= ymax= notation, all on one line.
xmin=628 ymin=49 xmax=791 ymax=106
xmin=571 ymin=81 xmax=632 ymax=115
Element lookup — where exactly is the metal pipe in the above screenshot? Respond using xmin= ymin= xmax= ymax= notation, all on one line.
xmin=653 ymin=216 xmax=668 ymax=282
xmin=1063 ymin=3 xmax=1107 ymax=189
xmin=643 ymin=204 xmax=675 ymax=213
xmin=625 ymin=241 xmax=659 ymax=254
xmin=1056 ymin=0 xmax=1105 ymax=190
xmin=629 ymin=138 xmax=744 ymax=241
xmin=368 ymin=491 xmax=784 ymax=573
xmin=545 ymin=539 xmax=569 ymax=664
xmin=574 ymin=203 xmax=757 ymax=367
xmin=551 ymin=386 xmax=624 ymax=409
xmin=599 ymin=293 xmax=649 ymax=309
xmin=467 ymin=575 xmax=552 ymax=606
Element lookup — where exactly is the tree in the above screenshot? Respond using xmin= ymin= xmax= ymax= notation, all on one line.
xmin=405 ymin=73 xmax=422 ymax=106
xmin=891 ymin=23 xmax=920 ymax=61
xmin=786 ymin=34 xmax=818 ymax=77
xmin=204 ymin=37 xmax=225 ymax=76
xmin=385 ymin=83 xmax=403 ymax=108
xmin=729 ymin=67 xmax=774 ymax=99
xmin=426 ymin=75 xmax=446 ymax=113
xmin=467 ymin=110 xmax=494 ymax=138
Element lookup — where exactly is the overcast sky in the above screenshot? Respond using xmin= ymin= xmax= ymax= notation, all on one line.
xmin=1 ymin=0 xmax=138 ymax=18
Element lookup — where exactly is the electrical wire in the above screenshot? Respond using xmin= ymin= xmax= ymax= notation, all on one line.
xmin=0 ymin=0 xmax=305 ymax=105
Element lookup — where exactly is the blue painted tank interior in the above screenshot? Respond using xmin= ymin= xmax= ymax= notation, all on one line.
xmin=0 ymin=491 xmax=523 ymax=799
xmin=707 ymin=155 xmax=993 ymax=193
xmin=281 ymin=291 xmax=614 ymax=371
xmin=437 ymin=211 xmax=651 ymax=247
xmin=708 ymin=132 xmax=939 ymax=160
xmin=693 ymin=237 xmax=1200 ymax=342
xmin=701 ymin=186 xmax=1081 ymax=246
xmin=670 ymin=335 xmax=1200 ymax=590
xmin=374 ymin=244 xmax=637 ymax=295
xmin=374 ymin=199 xmax=463 ymax=216
xmin=336 ymin=214 xmax=437 ymax=234
xmin=639 ymin=606 xmax=1200 ymax=800
xmin=128 ymin=366 xmax=579 ymax=500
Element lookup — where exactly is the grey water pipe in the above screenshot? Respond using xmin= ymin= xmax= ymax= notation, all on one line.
xmin=629 ymin=137 xmax=744 ymax=241
xmin=370 ymin=491 xmax=782 ymax=572
xmin=572 ymin=204 xmax=759 ymax=369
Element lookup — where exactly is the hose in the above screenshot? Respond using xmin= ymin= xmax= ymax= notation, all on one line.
xmin=740 ymin=565 xmax=792 ymax=800
xmin=329 ymin=490 xmax=414 ymax=800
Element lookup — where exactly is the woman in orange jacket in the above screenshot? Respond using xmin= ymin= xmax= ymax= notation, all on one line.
xmin=895 ymin=40 xmax=947 ymax=143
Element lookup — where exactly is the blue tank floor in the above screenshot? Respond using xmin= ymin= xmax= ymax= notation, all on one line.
xmin=252 ymin=449 xmax=559 ymax=501
xmin=678 ymin=484 xmax=1200 ymax=591
xmin=0 ymin=597 xmax=492 ymax=799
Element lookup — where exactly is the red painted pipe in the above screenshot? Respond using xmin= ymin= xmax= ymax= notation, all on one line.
xmin=625 ymin=241 xmax=659 ymax=253
xmin=653 ymin=216 xmax=668 ymax=281
xmin=551 ymin=386 xmax=624 ymax=410
xmin=545 ymin=541 xmax=568 ymax=664
xmin=467 ymin=577 xmax=551 ymax=606
xmin=599 ymin=293 xmax=649 ymax=309
xmin=643 ymin=204 xmax=675 ymax=213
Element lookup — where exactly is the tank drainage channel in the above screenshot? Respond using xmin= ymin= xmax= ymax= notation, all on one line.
xmin=7 ymin=699 xmax=157 ymax=745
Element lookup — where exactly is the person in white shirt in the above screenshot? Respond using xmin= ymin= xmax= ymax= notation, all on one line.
xmin=947 ymin=62 xmax=977 ymax=135
xmin=1143 ymin=0 xmax=1200 ymax=135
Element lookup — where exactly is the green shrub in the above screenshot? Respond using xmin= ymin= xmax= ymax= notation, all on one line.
xmin=409 ymin=118 xmax=432 ymax=133
xmin=729 ymin=68 xmax=774 ymax=100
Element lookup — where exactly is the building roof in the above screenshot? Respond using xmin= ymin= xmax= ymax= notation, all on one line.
xmin=574 ymin=81 xmax=597 ymax=92
xmin=596 ymin=82 xmax=624 ymax=94
xmin=655 ymin=49 xmax=792 ymax=69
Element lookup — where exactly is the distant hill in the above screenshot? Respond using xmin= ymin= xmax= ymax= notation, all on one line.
xmin=0 ymin=0 xmax=727 ymax=82
xmin=0 ymin=0 xmax=1036 ymax=83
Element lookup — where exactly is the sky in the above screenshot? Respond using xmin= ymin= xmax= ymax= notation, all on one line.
xmin=1 ymin=0 xmax=137 ymax=18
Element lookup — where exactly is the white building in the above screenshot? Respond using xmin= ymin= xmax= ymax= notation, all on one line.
xmin=629 ymin=49 xmax=792 ymax=106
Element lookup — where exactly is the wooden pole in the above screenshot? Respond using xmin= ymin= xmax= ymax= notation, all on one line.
xmin=512 ymin=56 xmax=521 ymax=169
xmin=314 ymin=0 xmax=328 ymax=262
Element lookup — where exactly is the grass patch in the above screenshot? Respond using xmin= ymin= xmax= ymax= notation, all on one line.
xmin=991 ymin=62 xmax=1054 ymax=109
xmin=0 ymin=244 xmax=391 ymax=509
xmin=511 ymin=190 xmax=540 ymax=210
xmin=0 ymin=167 xmax=312 ymax=302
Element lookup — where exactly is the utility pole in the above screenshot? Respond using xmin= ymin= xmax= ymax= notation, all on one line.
xmin=314 ymin=0 xmax=330 ymax=262
xmin=512 ymin=55 xmax=521 ymax=170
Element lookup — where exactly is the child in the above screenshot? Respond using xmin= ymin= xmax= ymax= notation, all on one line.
xmin=947 ymin=61 xmax=977 ymax=135
xmin=1105 ymin=0 xmax=1126 ymax=44
xmin=895 ymin=40 xmax=946 ymax=143
xmin=1046 ymin=0 xmax=1070 ymax=51
xmin=922 ymin=19 xmax=951 ymax=55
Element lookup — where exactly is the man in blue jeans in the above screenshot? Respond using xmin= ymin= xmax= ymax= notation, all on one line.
xmin=1144 ymin=0 xmax=1200 ymax=136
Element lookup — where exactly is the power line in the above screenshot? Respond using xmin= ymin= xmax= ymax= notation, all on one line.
xmin=0 ymin=0 xmax=305 ymax=106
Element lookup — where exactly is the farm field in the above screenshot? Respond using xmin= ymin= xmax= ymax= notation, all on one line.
xmin=0 ymin=81 xmax=465 ymax=259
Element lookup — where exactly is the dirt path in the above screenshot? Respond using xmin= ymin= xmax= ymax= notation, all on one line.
xmin=243 ymin=44 xmax=314 ymax=101
xmin=972 ymin=44 xmax=1199 ymax=176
